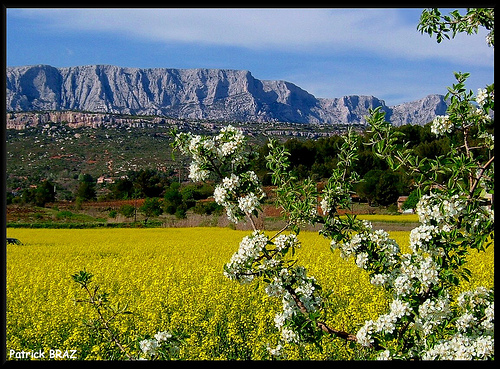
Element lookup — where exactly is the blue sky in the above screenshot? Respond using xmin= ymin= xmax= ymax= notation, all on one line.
xmin=6 ymin=8 xmax=494 ymax=106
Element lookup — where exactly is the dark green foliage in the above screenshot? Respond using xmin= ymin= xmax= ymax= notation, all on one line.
xmin=402 ymin=189 xmax=420 ymax=210
xmin=77 ymin=174 xmax=97 ymax=201
xmin=20 ymin=179 xmax=56 ymax=207
xmin=163 ymin=183 xmax=183 ymax=215
xmin=129 ymin=169 xmax=166 ymax=198
xmin=140 ymin=197 xmax=164 ymax=224
xmin=119 ymin=204 xmax=135 ymax=218
xmin=374 ymin=171 xmax=400 ymax=206
xmin=163 ymin=182 xmax=217 ymax=218
xmin=35 ymin=180 xmax=57 ymax=207
xmin=256 ymin=123 xmax=462 ymax=206
xmin=108 ymin=178 xmax=134 ymax=199
xmin=192 ymin=201 xmax=223 ymax=216
xmin=355 ymin=169 xmax=383 ymax=206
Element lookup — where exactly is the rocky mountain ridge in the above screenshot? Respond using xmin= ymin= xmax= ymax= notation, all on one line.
xmin=6 ymin=64 xmax=448 ymax=126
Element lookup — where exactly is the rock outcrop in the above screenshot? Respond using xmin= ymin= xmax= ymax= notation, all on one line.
xmin=388 ymin=94 xmax=448 ymax=126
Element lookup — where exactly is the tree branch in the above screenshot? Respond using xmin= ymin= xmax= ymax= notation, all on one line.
xmin=468 ymin=155 xmax=494 ymax=200
xmin=82 ymin=284 xmax=135 ymax=360
xmin=283 ymin=285 xmax=358 ymax=344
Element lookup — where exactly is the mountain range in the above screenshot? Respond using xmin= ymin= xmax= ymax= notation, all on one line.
xmin=6 ymin=64 xmax=448 ymax=126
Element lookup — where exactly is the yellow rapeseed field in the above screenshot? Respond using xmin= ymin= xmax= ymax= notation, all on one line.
xmin=6 ymin=227 xmax=494 ymax=360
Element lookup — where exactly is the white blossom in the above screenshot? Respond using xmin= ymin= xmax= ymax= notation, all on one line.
xmin=456 ymin=312 xmax=475 ymax=332
xmin=224 ymin=231 xmax=269 ymax=281
xmin=154 ymin=331 xmax=172 ymax=342
xmin=213 ymin=184 xmax=228 ymax=205
xmin=417 ymin=256 xmax=439 ymax=290
xmin=222 ymin=174 xmax=240 ymax=191
xmin=476 ymin=88 xmax=489 ymax=107
xmin=393 ymin=274 xmax=412 ymax=297
xmin=273 ymin=234 xmax=300 ymax=251
xmin=375 ymin=313 xmax=396 ymax=334
xmin=356 ymin=320 xmax=376 ymax=347
xmin=139 ymin=338 xmax=159 ymax=357
xmin=423 ymin=334 xmax=494 ymax=360
xmin=431 ymin=115 xmax=453 ymax=136
xmin=370 ymin=273 xmax=388 ymax=287
xmin=188 ymin=162 xmax=209 ymax=182
xmin=320 ymin=195 xmax=330 ymax=214
xmin=389 ymin=298 xmax=411 ymax=318
xmin=377 ymin=350 xmax=392 ymax=360
xmin=266 ymin=343 xmax=283 ymax=356
xmin=355 ymin=252 xmax=369 ymax=269
xmin=281 ymin=327 xmax=300 ymax=343
xmin=238 ymin=192 xmax=260 ymax=214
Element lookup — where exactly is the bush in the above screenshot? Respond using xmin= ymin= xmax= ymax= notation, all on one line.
xmin=119 ymin=204 xmax=135 ymax=219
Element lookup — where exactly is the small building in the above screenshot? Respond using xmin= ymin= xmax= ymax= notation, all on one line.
xmin=397 ymin=196 xmax=409 ymax=213
xmin=97 ymin=176 xmax=115 ymax=184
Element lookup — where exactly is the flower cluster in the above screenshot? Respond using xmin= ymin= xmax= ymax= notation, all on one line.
xmin=409 ymin=224 xmax=441 ymax=254
xmin=273 ymin=233 xmax=300 ymax=252
xmin=214 ymin=171 xmax=264 ymax=223
xmin=216 ymin=125 xmax=246 ymax=158
xmin=139 ymin=338 xmax=158 ymax=357
xmin=422 ymin=287 xmax=494 ymax=360
xmin=430 ymin=115 xmax=454 ymax=136
xmin=319 ymin=183 xmax=347 ymax=215
xmin=174 ymin=124 xmax=249 ymax=183
xmin=422 ymin=333 xmax=494 ymax=360
xmin=188 ymin=162 xmax=209 ymax=182
xmin=331 ymin=220 xmax=400 ymax=271
xmin=319 ymin=195 xmax=331 ymax=215
xmin=269 ymin=266 xmax=322 ymax=344
xmin=174 ymin=125 xmax=265 ymax=224
xmin=350 ymin=195 xmax=493 ymax=360
xmin=414 ymin=294 xmax=451 ymax=335
xmin=223 ymin=230 xmax=269 ymax=283
xmin=223 ymin=232 xmax=302 ymax=283
xmin=416 ymin=192 xmax=465 ymax=226
xmin=222 ymin=226 xmax=323 ymax=347
xmin=139 ymin=331 xmax=177 ymax=359
xmin=476 ymin=88 xmax=490 ymax=107
xmin=356 ymin=298 xmax=411 ymax=346
xmin=456 ymin=287 xmax=494 ymax=336
xmin=356 ymin=253 xmax=442 ymax=349
xmin=416 ymin=191 xmax=493 ymax=251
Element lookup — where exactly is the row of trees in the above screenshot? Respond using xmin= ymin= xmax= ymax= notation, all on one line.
xmin=257 ymin=122 xmax=474 ymax=207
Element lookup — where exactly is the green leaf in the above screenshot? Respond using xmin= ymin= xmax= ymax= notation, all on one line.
xmin=72 ymin=270 xmax=93 ymax=286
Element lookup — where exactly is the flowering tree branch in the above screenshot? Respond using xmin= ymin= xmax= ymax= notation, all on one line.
xmin=170 ymin=10 xmax=494 ymax=358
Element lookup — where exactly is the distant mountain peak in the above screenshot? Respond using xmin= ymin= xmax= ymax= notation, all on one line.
xmin=6 ymin=64 xmax=447 ymax=125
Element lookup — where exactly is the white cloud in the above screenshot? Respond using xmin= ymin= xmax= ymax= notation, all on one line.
xmin=9 ymin=8 xmax=494 ymax=66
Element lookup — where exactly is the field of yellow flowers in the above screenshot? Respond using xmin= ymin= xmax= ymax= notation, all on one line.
xmin=6 ymin=227 xmax=494 ymax=360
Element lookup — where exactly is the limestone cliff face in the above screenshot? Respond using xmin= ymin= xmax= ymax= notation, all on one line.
xmin=6 ymin=64 xmax=447 ymax=125
xmin=388 ymin=94 xmax=448 ymax=126
xmin=5 ymin=111 xmax=178 ymax=130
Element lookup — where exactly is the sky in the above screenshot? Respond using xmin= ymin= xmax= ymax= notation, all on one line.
xmin=5 ymin=8 xmax=494 ymax=106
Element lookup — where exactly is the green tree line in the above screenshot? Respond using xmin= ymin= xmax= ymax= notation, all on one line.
xmin=255 ymin=121 xmax=491 ymax=207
